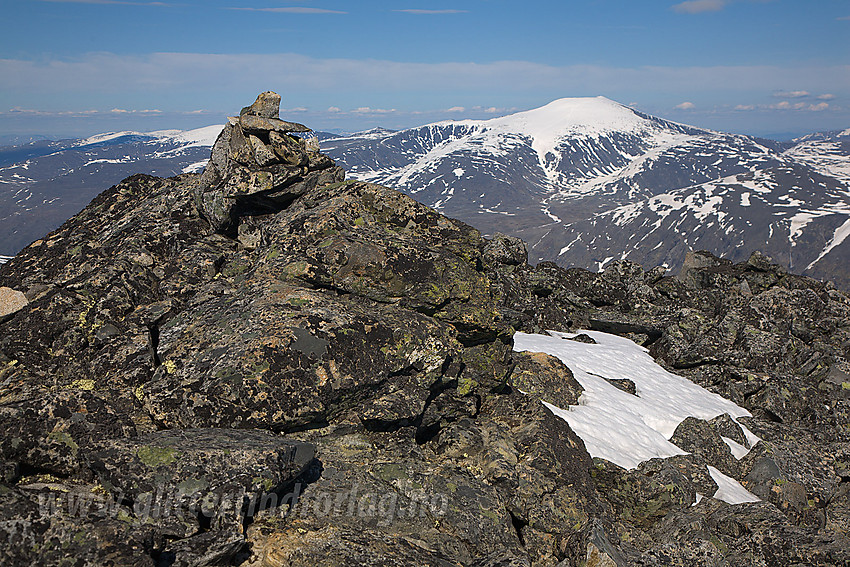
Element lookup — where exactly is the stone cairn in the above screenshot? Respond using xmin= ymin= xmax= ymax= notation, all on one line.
xmin=194 ymin=91 xmax=344 ymax=233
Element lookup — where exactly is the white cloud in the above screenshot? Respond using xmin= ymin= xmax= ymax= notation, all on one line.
xmin=773 ymin=90 xmax=809 ymax=98
xmin=1 ymin=53 xmax=847 ymax=117
xmin=672 ymin=0 xmax=728 ymax=14
xmin=817 ymin=94 xmax=836 ymax=100
xmin=672 ymin=0 xmax=778 ymax=14
xmin=227 ymin=7 xmax=347 ymax=14
xmin=674 ymin=101 xmax=695 ymax=110
xmin=727 ymin=101 xmax=834 ymax=112
xmin=446 ymin=106 xmax=466 ymax=112
xmin=351 ymin=107 xmax=397 ymax=114
xmin=471 ymin=106 xmax=505 ymax=113
xmin=771 ymin=101 xmax=806 ymax=110
xmin=327 ymin=106 xmax=341 ymax=113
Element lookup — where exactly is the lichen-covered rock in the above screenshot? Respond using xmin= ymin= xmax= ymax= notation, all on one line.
xmin=3 ymin=92 xmax=850 ymax=566
xmin=195 ymin=91 xmax=340 ymax=233
xmin=241 ymin=91 xmax=282 ymax=119
xmin=509 ymin=350 xmax=583 ymax=408
xmin=86 ymin=429 xmax=315 ymax=534
xmin=0 ymin=481 xmax=157 ymax=567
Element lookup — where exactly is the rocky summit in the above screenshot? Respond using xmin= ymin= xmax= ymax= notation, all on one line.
xmin=1 ymin=93 xmax=849 ymax=566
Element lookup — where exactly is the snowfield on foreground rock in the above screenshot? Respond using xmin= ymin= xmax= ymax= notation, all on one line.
xmin=514 ymin=329 xmax=761 ymax=504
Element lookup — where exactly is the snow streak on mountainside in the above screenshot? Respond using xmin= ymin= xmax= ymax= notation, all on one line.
xmin=322 ymin=99 xmax=850 ymax=288
xmin=784 ymin=129 xmax=850 ymax=185
xmin=0 ymin=126 xmax=222 ymax=255
xmin=538 ymin=164 xmax=850 ymax=275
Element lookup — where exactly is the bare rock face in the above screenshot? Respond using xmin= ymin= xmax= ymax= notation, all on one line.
xmin=0 ymin=93 xmax=601 ymax=567
xmin=1 ymin=93 xmax=850 ymax=566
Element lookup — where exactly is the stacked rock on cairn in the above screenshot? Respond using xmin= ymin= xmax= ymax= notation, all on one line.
xmin=194 ymin=91 xmax=344 ymax=234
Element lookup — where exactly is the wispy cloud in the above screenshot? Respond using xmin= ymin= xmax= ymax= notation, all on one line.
xmin=674 ymin=101 xmax=696 ymax=110
xmin=393 ymin=9 xmax=469 ymax=14
xmin=837 ymin=16 xmax=850 ymax=21
xmin=672 ymin=0 xmax=776 ymax=14
xmin=38 ymin=0 xmax=171 ymax=5
xmin=818 ymin=94 xmax=836 ymax=100
xmin=732 ymin=101 xmax=831 ymax=112
xmin=471 ymin=106 xmax=510 ymax=114
xmin=672 ymin=0 xmax=728 ymax=14
xmin=773 ymin=90 xmax=809 ymax=98
xmin=351 ymin=107 xmax=397 ymax=115
xmin=1 ymin=53 xmax=847 ymax=120
xmin=227 ymin=7 xmax=347 ymax=14
xmin=2 ymin=107 xmax=164 ymax=116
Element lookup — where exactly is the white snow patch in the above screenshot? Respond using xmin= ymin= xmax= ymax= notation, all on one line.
xmin=707 ymin=466 xmax=760 ymax=504
xmin=182 ymin=160 xmax=209 ymax=174
xmin=596 ymin=257 xmax=615 ymax=272
xmin=79 ymin=131 xmax=145 ymax=146
xmin=558 ymin=236 xmax=582 ymax=256
xmin=84 ymin=158 xmax=130 ymax=166
xmin=541 ymin=205 xmax=562 ymax=223
xmin=0 ymin=255 xmax=11 ymax=264
xmin=740 ymin=192 xmax=751 ymax=207
xmin=788 ymin=211 xmax=824 ymax=245
xmin=806 ymin=215 xmax=850 ymax=270
xmin=721 ymin=437 xmax=751 ymax=460
xmin=452 ymin=167 xmax=465 ymax=178
xmin=514 ymin=330 xmax=752 ymax=470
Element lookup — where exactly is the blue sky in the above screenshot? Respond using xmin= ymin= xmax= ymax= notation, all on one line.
xmin=1 ymin=0 xmax=848 ymax=139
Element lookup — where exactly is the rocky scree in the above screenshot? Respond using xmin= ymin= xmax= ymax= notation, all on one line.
xmin=0 ymin=93 xmax=848 ymax=566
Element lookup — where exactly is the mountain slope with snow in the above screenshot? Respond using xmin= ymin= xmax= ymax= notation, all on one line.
xmin=0 ymin=125 xmax=222 ymax=255
xmin=323 ymin=98 xmax=850 ymax=287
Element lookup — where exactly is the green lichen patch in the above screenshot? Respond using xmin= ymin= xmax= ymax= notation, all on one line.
xmin=137 ymin=445 xmax=180 ymax=468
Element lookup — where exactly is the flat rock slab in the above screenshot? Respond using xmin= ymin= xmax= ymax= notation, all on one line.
xmin=230 ymin=114 xmax=311 ymax=134
xmin=0 ymin=286 xmax=27 ymax=318
xmin=86 ymin=428 xmax=315 ymax=529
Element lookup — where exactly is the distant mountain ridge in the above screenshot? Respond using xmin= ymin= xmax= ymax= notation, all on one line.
xmin=1 ymin=100 xmax=849 ymax=287
xmin=0 ymin=125 xmax=222 ymax=255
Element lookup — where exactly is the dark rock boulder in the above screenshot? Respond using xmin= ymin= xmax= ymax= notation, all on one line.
xmin=86 ymin=429 xmax=315 ymax=535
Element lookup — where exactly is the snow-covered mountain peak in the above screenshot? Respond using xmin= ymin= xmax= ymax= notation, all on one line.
xmin=78 ymin=130 xmax=148 ymax=147
xmin=487 ymin=96 xmax=649 ymax=140
xmin=77 ymin=125 xmax=223 ymax=150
